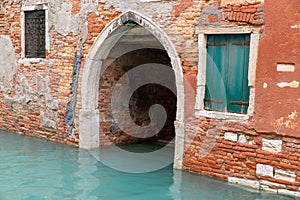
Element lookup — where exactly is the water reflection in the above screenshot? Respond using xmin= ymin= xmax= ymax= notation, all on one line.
xmin=74 ymin=150 xmax=99 ymax=200
xmin=88 ymin=142 xmax=175 ymax=173
xmin=169 ymin=170 xmax=183 ymax=200
xmin=169 ymin=170 xmax=294 ymax=200
xmin=0 ymin=131 xmax=295 ymax=200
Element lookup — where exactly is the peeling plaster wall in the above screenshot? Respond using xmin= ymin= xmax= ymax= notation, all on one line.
xmin=19 ymin=0 xmax=176 ymax=137
xmin=0 ymin=0 xmax=178 ymax=143
xmin=22 ymin=0 xmax=175 ymax=38
xmin=23 ymin=0 xmax=92 ymax=40
xmin=0 ymin=8 xmax=58 ymax=131
xmin=99 ymin=0 xmax=175 ymax=25
xmin=0 ymin=1 xmax=64 ymax=140
xmin=1 ymin=58 xmax=59 ymax=130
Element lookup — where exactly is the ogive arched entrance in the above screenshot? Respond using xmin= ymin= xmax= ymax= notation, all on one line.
xmin=79 ymin=11 xmax=185 ymax=169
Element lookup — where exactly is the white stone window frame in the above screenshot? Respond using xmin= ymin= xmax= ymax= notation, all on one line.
xmin=21 ymin=4 xmax=49 ymax=61
xmin=195 ymin=26 xmax=260 ymax=121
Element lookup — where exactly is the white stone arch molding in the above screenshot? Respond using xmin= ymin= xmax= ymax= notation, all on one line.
xmin=79 ymin=11 xmax=185 ymax=169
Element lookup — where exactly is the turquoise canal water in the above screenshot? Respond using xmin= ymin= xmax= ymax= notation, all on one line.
xmin=0 ymin=130 xmax=294 ymax=200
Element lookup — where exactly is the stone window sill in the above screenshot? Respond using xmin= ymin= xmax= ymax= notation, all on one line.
xmin=18 ymin=58 xmax=49 ymax=64
xmin=195 ymin=110 xmax=249 ymax=121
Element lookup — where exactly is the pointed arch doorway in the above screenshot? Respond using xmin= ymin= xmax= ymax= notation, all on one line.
xmin=79 ymin=11 xmax=185 ymax=169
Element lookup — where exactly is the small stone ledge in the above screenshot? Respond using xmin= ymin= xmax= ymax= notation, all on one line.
xmin=18 ymin=58 xmax=50 ymax=64
xmin=228 ymin=177 xmax=300 ymax=198
xmin=228 ymin=177 xmax=260 ymax=190
xmin=195 ymin=25 xmax=261 ymax=34
xmin=260 ymin=180 xmax=286 ymax=189
xmin=195 ymin=110 xmax=249 ymax=121
xmin=260 ymin=184 xmax=278 ymax=193
xmin=274 ymin=169 xmax=296 ymax=182
xmin=278 ymin=189 xmax=300 ymax=198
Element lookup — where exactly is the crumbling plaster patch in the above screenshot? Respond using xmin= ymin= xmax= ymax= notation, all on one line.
xmin=274 ymin=111 xmax=298 ymax=131
xmin=20 ymin=0 xmax=95 ymax=133
xmin=2 ymin=72 xmax=59 ymax=129
xmin=99 ymin=0 xmax=175 ymax=25
xmin=23 ymin=0 xmax=94 ymax=39
xmin=13 ymin=0 xmax=90 ymax=54
xmin=0 ymin=37 xmax=17 ymax=83
xmin=2 ymin=65 xmax=59 ymax=129
xmin=0 ymin=36 xmax=58 ymax=129
xmin=54 ymin=1 xmax=94 ymax=37
xmin=23 ymin=0 xmax=174 ymax=37
xmin=199 ymin=4 xmax=221 ymax=26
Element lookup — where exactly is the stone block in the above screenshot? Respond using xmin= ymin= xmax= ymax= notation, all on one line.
xmin=260 ymin=180 xmax=286 ymax=189
xmin=274 ymin=169 xmax=296 ymax=182
xmin=277 ymin=64 xmax=295 ymax=72
xmin=260 ymin=184 xmax=278 ymax=193
xmin=238 ymin=134 xmax=248 ymax=144
xmin=228 ymin=177 xmax=260 ymax=189
xmin=256 ymin=164 xmax=274 ymax=177
xmin=278 ymin=189 xmax=300 ymax=198
xmin=79 ymin=109 xmax=100 ymax=149
xmin=262 ymin=139 xmax=282 ymax=153
xmin=224 ymin=132 xmax=238 ymax=142
xmin=277 ymin=81 xmax=299 ymax=88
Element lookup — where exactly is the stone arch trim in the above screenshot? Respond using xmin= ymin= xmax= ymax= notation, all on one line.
xmin=79 ymin=11 xmax=185 ymax=169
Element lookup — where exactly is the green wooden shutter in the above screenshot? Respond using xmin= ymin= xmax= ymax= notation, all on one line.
xmin=205 ymin=35 xmax=227 ymax=112
xmin=227 ymin=34 xmax=250 ymax=113
xmin=204 ymin=34 xmax=250 ymax=114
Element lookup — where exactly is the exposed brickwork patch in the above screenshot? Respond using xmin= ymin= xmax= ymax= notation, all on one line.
xmin=199 ymin=2 xmax=264 ymax=26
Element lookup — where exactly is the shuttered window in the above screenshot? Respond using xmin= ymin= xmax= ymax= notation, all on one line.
xmin=25 ymin=10 xmax=46 ymax=58
xmin=204 ymin=34 xmax=250 ymax=114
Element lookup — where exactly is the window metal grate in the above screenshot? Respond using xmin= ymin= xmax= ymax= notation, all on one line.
xmin=25 ymin=10 xmax=46 ymax=58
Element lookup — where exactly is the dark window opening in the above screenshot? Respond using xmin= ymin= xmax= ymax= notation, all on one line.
xmin=25 ymin=10 xmax=46 ymax=58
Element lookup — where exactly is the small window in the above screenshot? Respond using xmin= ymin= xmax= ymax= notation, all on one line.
xmin=25 ymin=10 xmax=46 ymax=58
xmin=204 ymin=34 xmax=250 ymax=114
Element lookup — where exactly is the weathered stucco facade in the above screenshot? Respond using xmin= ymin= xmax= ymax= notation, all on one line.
xmin=0 ymin=0 xmax=299 ymax=197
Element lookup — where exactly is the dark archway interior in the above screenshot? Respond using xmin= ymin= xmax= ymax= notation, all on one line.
xmin=98 ymin=24 xmax=177 ymax=149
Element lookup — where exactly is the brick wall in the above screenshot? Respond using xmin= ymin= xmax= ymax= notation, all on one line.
xmin=183 ymin=118 xmax=300 ymax=196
